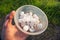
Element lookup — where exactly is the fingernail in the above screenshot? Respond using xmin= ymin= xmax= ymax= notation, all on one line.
xmin=11 ymin=11 xmax=16 ymax=16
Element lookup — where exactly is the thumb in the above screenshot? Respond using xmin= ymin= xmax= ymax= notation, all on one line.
xmin=8 ymin=11 xmax=16 ymax=24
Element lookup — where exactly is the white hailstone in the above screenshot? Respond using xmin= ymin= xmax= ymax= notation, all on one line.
xmin=26 ymin=16 xmax=31 ymax=22
xmin=31 ymin=26 xmax=34 ymax=29
xmin=29 ymin=28 xmax=35 ymax=32
xmin=18 ymin=19 xmax=25 ymax=23
xmin=33 ymin=14 xmax=39 ymax=19
xmin=23 ymin=25 xmax=30 ymax=31
xmin=19 ymin=11 xmax=25 ymax=19
xmin=26 ymin=13 xmax=29 ymax=16
xmin=18 ymin=12 xmax=40 ymax=32
xmin=35 ymin=20 xmax=40 ymax=24
xmin=26 ymin=21 xmax=30 ymax=25
xmin=23 ymin=17 xmax=28 ymax=22
xmin=20 ymin=11 xmax=24 ymax=16
xmin=30 ymin=17 xmax=33 ymax=21
xmin=26 ymin=18 xmax=30 ymax=22
xmin=18 ymin=19 xmax=22 ymax=23
xmin=32 ymin=15 xmax=40 ymax=24
xmin=29 ymin=21 xmax=34 ymax=27
xmin=18 ymin=19 xmax=25 ymax=27
xmin=29 ymin=12 xmax=33 ymax=16
xmin=33 ymin=18 xmax=37 ymax=22
xmin=37 ymin=23 xmax=43 ymax=29
xmin=20 ymin=15 xmax=24 ymax=19
xmin=25 ymin=14 xmax=32 ymax=22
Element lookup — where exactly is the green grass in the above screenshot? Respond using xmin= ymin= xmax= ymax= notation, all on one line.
xmin=0 ymin=0 xmax=60 ymax=26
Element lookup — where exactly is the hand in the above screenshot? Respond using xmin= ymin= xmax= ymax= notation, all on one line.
xmin=1 ymin=11 xmax=28 ymax=40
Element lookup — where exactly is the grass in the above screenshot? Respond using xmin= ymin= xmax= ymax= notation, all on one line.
xmin=0 ymin=0 xmax=60 ymax=26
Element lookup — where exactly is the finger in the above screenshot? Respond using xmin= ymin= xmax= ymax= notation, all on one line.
xmin=4 ymin=14 xmax=10 ymax=26
xmin=5 ymin=14 xmax=10 ymax=21
xmin=9 ymin=11 xmax=15 ymax=19
xmin=3 ymin=20 xmax=9 ymax=27
xmin=8 ymin=11 xmax=16 ymax=24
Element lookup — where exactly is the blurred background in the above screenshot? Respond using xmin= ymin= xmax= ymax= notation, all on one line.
xmin=0 ymin=0 xmax=60 ymax=40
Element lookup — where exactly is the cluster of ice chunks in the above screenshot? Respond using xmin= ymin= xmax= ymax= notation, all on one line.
xmin=18 ymin=11 xmax=43 ymax=32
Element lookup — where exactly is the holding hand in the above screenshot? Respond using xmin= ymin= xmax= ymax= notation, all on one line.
xmin=1 ymin=11 xmax=28 ymax=40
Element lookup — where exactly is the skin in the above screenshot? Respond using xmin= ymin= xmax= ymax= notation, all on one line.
xmin=1 ymin=11 xmax=28 ymax=40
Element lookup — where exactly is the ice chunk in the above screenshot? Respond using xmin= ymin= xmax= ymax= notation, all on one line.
xmin=33 ymin=14 xmax=39 ymax=19
xmin=29 ymin=12 xmax=33 ymax=16
xmin=35 ymin=20 xmax=40 ymax=24
xmin=25 ymin=13 xmax=29 ymax=16
xmin=20 ymin=15 xmax=24 ymax=19
xmin=32 ymin=18 xmax=37 ymax=22
xmin=20 ymin=11 xmax=24 ymax=16
xmin=19 ymin=11 xmax=25 ymax=19
xmin=18 ymin=11 xmax=41 ymax=32
xmin=29 ymin=21 xmax=34 ymax=27
xmin=18 ymin=19 xmax=22 ymax=23
xmin=18 ymin=19 xmax=25 ymax=27
xmin=26 ymin=16 xmax=31 ymax=22
xmin=29 ymin=28 xmax=35 ymax=32
xmin=23 ymin=25 xmax=30 ymax=31
xmin=37 ymin=23 xmax=43 ymax=29
xmin=31 ymin=26 xmax=34 ymax=29
xmin=23 ymin=17 xmax=29 ymax=22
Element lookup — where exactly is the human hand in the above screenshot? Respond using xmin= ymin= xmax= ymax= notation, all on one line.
xmin=1 ymin=11 xmax=28 ymax=40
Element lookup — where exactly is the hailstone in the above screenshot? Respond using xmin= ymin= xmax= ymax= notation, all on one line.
xmin=18 ymin=19 xmax=22 ymax=23
xmin=18 ymin=11 xmax=42 ymax=32
xmin=23 ymin=25 xmax=30 ymax=31
xmin=29 ymin=28 xmax=35 ymax=32
xmin=29 ymin=12 xmax=33 ymax=16
xmin=33 ymin=14 xmax=39 ymax=19
xmin=37 ymin=23 xmax=43 ymax=29
xmin=20 ymin=11 xmax=24 ymax=15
